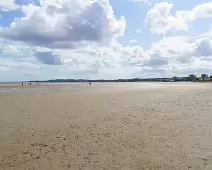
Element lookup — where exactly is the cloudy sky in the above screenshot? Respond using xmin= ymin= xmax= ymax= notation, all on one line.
xmin=0 ymin=0 xmax=212 ymax=81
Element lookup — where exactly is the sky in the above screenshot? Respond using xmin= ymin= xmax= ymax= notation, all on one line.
xmin=0 ymin=0 xmax=212 ymax=81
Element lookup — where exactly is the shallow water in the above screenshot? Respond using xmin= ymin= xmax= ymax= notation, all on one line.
xmin=0 ymin=82 xmax=158 ymax=93
xmin=0 ymin=86 xmax=95 ymax=93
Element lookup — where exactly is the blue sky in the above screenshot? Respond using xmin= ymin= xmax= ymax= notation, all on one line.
xmin=0 ymin=0 xmax=212 ymax=81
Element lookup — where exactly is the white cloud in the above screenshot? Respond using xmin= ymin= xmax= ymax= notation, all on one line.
xmin=185 ymin=2 xmax=212 ymax=22
xmin=0 ymin=0 xmax=126 ymax=48
xmin=149 ymin=36 xmax=193 ymax=58
xmin=136 ymin=28 xmax=142 ymax=33
xmin=146 ymin=2 xmax=212 ymax=34
xmin=129 ymin=39 xmax=136 ymax=43
xmin=149 ymin=34 xmax=212 ymax=66
xmin=132 ymin=0 xmax=151 ymax=5
xmin=1 ymin=32 xmax=212 ymax=81
xmin=0 ymin=38 xmax=148 ymax=79
xmin=0 ymin=42 xmax=35 ymax=60
xmin=0 ymin=0 xmax=19 ymax=11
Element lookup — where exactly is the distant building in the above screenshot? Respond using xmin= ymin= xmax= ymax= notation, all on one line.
xmin=172 ymin=76 xmax=181 ymax=81
xmin=201 ymin=74 xmax=208 ymax=79
xmin=189 ymin=74 xmax=197 ymax=78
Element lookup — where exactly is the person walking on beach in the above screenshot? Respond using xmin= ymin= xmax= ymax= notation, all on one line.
xmin=89 ymin=82 xmax=91 ymax=86
xmin=21 ymin=83 xmax=23 ymax=87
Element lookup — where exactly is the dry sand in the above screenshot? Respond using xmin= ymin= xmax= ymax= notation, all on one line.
xmin=0 ymin=82 xmax=212 ymax=170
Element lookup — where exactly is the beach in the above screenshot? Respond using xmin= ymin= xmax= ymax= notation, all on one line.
xmin=0 ymin=82 xmax=212 ymax=170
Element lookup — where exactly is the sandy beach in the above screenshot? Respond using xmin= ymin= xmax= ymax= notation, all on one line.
xmin=1 ymin=82 xmax=212 ymax=170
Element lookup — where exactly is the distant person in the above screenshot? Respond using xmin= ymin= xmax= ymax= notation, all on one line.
xmin=89 ymin=82 xmax=91 ymax=86
xmin=21 ymin=83 xmax=23 ymax=87
xmin=30 ymin=82 xmax=31 ymax=86
xmin=37 ymin=83 xmax=39 ymax=86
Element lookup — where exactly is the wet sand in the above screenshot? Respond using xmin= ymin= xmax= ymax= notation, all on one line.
xmin=0 ymin=82 xmax=79 ymax=89
xmin=0 ymin=83 xmax=212 ymax=170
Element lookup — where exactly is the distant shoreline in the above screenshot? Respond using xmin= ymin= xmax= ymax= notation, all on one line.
xmin=1 ymin=77 xmax=212 ymax=84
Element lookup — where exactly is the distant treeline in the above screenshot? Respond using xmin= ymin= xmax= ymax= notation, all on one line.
xmin=30 ymin=77 xmax=212 ymax=83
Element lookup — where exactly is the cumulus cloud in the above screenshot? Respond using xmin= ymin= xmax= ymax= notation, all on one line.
xmin=136 ymin=29 xmax=142 ymax=33
xmin=129 ymin=39 xmax=136 ymax=43
xmin=132 ymin=0 xmax=152 ymax=5
xmin=0 ymin=0 xmax=126 ymax=48
xmin=148 ymin=35 xmax=212 ymax=66
xmin=0 ymin=38 xmax=146 ymax=69
xmin=0 ymin=0 xmax=19 ymax=11
xmin=149 ymin=36 xmax=193 ymax=57
xmin=146 ymin=1 xmax=212 ymax=34
xmin=1 ymin=32 xmax=211 ymax=80
xmin=0 ymin=42 xmax=35 ymax=62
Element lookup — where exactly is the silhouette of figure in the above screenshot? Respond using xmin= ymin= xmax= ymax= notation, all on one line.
xmin=21 ymin=83 xmax=23 ymax=87
xmin=89 ymin=82 xmax=91 ymax=86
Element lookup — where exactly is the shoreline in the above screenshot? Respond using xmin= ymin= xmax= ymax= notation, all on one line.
xmin=0 ymin=82 xmax=159 ymax=93
xmin=0 ymin=81 xmax=209 ymax=92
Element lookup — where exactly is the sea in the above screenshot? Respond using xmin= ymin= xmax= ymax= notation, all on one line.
xmin=0 ymin=82 xmax=95 ymax=93
xmin=0 ymin=82 xmax=158 ymax=93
